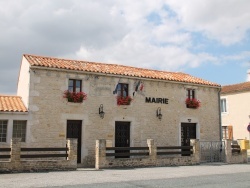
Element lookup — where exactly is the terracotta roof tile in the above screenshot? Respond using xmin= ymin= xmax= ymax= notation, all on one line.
xmin=24 ymin=54 xmax=220 ymax=87
xmin=221 ymin=82 xmax=250 ymax=94
xmin=0 ymin=95 xmax=28 ymax=112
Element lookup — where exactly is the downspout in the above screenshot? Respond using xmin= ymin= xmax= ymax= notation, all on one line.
xmin=218 ymin=87 xmax=222 ymax=141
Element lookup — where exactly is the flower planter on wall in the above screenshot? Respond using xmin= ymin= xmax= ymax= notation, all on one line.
xmin=185 ymin=98 xmax=201 ymax=109
xmin=63 ymin=90 xmax=87 ymax=103
xmin=117 ymin=96 xmax=133 ymax=105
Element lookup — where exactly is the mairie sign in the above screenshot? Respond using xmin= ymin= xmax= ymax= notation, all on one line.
xmin=145 ymin=97 xmax=169 ymax=104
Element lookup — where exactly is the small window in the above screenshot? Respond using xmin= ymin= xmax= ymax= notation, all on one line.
xmin=117 ymin=83 xmax=128 ymax=97
xmin=68 ymin=79 xmax=82 ymax=92
xmin=0 ymin=120 xmax=7 ymax=142
xmin=186 ymin=89 xmax=199 ymax=108
xmin=116 ymin=83 xmax=132 ymax=105
xmin=222 ymin=126 xmax=233 ymax=139
xmin=220 ymin=98 xmax=227 ymax=113
xmin=13 ymin=120 xmax=27 ymax=142
xmin=186 ymin=89 xmax=195 ymax=99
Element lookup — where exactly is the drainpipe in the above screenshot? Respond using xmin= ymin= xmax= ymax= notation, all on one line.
xmin=218 ymin=87 xmax=222 ymax=141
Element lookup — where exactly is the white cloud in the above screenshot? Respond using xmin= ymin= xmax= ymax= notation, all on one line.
xmin=0 ymin=0 xmax=250 ymax=94
xmin=166 ymin=0 xmax=250 ymax=45
xmin=222 ymin=51 xmax=250 ymax=62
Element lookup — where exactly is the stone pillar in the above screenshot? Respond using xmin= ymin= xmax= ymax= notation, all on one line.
xmin=190 ymin=139 xmax=200 ymax=163
xmin=95 ymin=139 xmax=106 ymax=169
xmin=11 ymin=138 xmax=22 ymax=170
xmin=67 ymin=138 xmax=78 ymax=168
xmin=224 ymin=139 xmax=232 ymax=163
xmin=147 ymin=139 xmax=157 ymax=160
xmin=241 ymin=149 xmax=248 ymax=163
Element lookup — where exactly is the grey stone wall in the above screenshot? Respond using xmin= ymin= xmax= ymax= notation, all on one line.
xmin=224 ymin=139 xmax=248 ymax=164
xmin=0 ymin=138 xmax=77 ymax=173
xmin=95 ymin=139 xmax=200 ymax=169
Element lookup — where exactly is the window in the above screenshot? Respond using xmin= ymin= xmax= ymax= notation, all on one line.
xmin=116 ymin=83 xmax=131 ymax=105
xmin=68 ymin=79 xmax=82 ymax=92
xmin=0 ymin=120 xmax=7 ymax=142
xmin=117 ymin=83 xmax=128 ymax=97
xmin=222 ymin=126 xmax=233 ymax=139
xmin=13 ymin=120 xmax=27 ymax=142
xmin=186 ymin=89 xmax=200 ymax=108
xmin=186 ymin=89 xmax=195 ymax=99
xmin=220 ymin=98 xmax=227 ymax=113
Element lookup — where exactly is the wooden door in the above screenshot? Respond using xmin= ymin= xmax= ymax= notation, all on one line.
xmin=115 ymin=121 xmax=130 ymax=158
xmin=67 ymin=120 xmax=82 ymax=163
xmin=181 ymin=123 xmax=196 ymax=156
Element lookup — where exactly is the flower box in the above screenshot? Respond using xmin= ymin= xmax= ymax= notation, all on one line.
xmin=117 ymin=96 xmax=133 ymax=105
xmin=63 ymin=90 xmax=87 ymax=103
xmin=185 ymin=98 xmax=200 ymax=109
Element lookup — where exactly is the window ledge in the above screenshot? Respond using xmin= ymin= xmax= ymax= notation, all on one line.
xmin=63 ymin=99 xmax=83 ymax=106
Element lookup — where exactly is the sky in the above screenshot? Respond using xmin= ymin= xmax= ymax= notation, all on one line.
xmin=1 ymin=0 xmax=250 ymax=95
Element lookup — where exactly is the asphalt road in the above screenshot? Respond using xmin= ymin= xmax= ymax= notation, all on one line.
xmin=0 ymin=163 xmax=250 ymax=188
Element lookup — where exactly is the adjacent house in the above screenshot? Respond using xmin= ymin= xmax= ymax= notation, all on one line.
xmin=221 ymin=81 xmax=250 ymax=141
xmin=0 ymin=96 xmax=28 ymax=146
xmin=0 ymin=54 xmax=221 ymax=167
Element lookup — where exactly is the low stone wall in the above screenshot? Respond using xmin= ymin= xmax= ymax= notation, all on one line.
xmin=95 ymin=139 xmax=200 ymax=169
xmin=0 ymin=138 xmax=77 ymax=173
xmin=224 ymin=139 xmax=248 ymax=164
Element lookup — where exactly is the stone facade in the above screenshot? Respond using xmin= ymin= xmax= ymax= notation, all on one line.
xmin=14 ymin=58 xmax=221 ymax=167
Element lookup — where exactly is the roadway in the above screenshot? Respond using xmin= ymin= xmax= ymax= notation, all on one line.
xmin=0 ymin=163 xmax=249 ymax=188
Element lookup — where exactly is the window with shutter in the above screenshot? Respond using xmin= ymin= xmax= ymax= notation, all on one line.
xmin=222 ymin=125 xmax=233 ymax=140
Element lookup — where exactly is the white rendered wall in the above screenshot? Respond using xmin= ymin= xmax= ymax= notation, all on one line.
xmin=17 ymin=57 xmax=31 ymax=108
xmin=221 ymin=92 xmax=250 ymax=140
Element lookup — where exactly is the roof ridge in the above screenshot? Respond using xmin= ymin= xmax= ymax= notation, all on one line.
xmin=221 ymin=81 xmax=250 ymax=94
xmin=24 ymin=54 xmax=181 ymax=75
xmin=23 ymin=54 xmax=220 ymax=87
xmin=0 ymin=95 xmax=21 ymax=98
xmin=222 ymin=81 xmax=250 ymax=87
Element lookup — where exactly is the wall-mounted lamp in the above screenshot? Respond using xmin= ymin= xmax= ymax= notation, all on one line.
xmin=99 ymin=104 xmax=105 ymax=119
xmin=156 ymin=107 xmax=162 ymax=120
xmin=188 ymin=119 xmax=191 ymax=122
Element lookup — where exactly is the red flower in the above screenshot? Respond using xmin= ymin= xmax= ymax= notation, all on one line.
xmin=63 ymin=90 xmax=87 ymax=103
xmin=117 ymin=96 xmax=133 ymax=105
xmin=185 ymin=98 xmax=200 ymax=109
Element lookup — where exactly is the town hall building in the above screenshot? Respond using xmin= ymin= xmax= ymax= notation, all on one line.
xmin=0 ymin=54 xmax=221 ymax=167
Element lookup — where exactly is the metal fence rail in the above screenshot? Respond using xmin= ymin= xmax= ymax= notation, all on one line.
xmin=200 ymin=141 xmax=225 ymax=163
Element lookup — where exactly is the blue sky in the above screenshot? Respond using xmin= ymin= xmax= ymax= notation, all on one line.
xmin=0 ymin=0 xmax=250 ymax=94
xmin=186 ymin=30 xmax=250 ymax=85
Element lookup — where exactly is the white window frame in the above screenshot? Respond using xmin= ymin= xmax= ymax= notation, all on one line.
xmin=222 ymin=125 xmax=233 ymax=140
xmin=222 ymin=126 xmax=229 ymax=139
xmin=220 ymin=98 xmax=228 ymax=113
